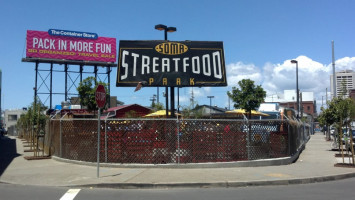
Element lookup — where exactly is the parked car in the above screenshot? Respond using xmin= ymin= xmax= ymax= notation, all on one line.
xmin=0 ymin=128 xmax=6 ymax=136
xmin=330 ymin=128 xmax=355 ymax=150
xmin=330 ymin=127 xmax=336 ymax=136
xmin=341 ymin=129 xmax=355 ymax=144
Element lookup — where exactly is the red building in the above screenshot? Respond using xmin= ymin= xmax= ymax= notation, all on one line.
xmin=349 ymin=89 xmax=355 ymax=101
xmin=279 ymin=100 xmax=316 ymax=118
xmin=102 ymin=104 xmax=151 ymax=118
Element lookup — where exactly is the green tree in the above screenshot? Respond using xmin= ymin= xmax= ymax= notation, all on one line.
xmin=152 ymin=102 xmax=164 ymax=111
xmin=339 ymin=80 xmax=348 ymax=98
xmin=318 ymin=105 xmax=337 ymax=140
xmin=77 ymin=77 xmax=109 ymax=111
xmin=334 ymin=97 xmax=355 ymax=159
xmin=17 ymin=97 xmax=48 ymax=138
xmin=321 ymin=96 xmax=355 ymax=164
xmin=227 ymin=79 xmax=266 ymax=119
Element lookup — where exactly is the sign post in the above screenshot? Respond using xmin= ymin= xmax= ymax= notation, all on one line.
xmin=95 ymin=84 xmax=106 ymax=178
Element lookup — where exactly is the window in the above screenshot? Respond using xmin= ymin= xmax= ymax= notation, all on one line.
xmin=8 ymin=115 xmax=18 ymax=121
xmin=307 ymin=106 xmax=310 ymax=111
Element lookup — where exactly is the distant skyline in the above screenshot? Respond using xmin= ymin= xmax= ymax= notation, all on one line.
xmin=1 ymin=0 xmax=355 ymax=112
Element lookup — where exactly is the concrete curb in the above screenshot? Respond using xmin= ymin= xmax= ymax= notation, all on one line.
xmin=52 ymin=146 xmax=303 ymax=169
xmin=52 ymin=156 xmax=294 ymax=169
xmin=69 ymin=172 xmax=355 ymax=189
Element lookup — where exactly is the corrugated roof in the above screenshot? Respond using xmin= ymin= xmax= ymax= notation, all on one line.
xmin=105 ymin=104 xmax=133 ymax=112
xmin=104 ymin=104 xmax=151 ymax=113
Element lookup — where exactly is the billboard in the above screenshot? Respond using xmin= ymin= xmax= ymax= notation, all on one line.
xmin=116 ymin=40 xmax=227 ymax=87
xmin=26 ymin=30 xmax=116 ymax=63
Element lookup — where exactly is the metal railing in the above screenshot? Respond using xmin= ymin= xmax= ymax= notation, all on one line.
xmin=44 ymin=118 xmax=310 ymax=164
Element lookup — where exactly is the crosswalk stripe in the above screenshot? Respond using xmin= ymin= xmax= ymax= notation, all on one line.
xmin=60 ymin=189 xmax=81 ymax=200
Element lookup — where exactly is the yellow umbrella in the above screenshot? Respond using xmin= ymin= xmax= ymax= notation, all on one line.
xmin=143 ymin=110 xmax=174 ymax=118
xmin=225 ymin=109 xmax=269 ymax=117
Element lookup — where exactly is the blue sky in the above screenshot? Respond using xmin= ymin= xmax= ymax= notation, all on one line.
xmin=1 ymin=0 xmax=355 ymax=112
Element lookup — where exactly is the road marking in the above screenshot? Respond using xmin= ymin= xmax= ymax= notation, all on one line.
xmin=60 ymin=189 xmax=81 ymax=200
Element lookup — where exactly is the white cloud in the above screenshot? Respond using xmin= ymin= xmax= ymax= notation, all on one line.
xmin=329 ymin=57 xmax=355 ymax=71
xmin=177 ymin=87 xmax=211 ymax=105
xmin=262 ymin=56 xmax=329 ymax=97
xmin=226 ymin=62 xmax=262 ymax=87
xmin=203 ymin=87 xmax=211 ymax=93
xmin=177 ymin=95 xmax=190 ymax=104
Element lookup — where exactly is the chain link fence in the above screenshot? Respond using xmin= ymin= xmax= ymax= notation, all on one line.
xmin=45 ymin=118 xmax=310 ymax=164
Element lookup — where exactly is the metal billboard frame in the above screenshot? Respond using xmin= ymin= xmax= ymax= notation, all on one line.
xmin=22 ymin=57 xmax=117 ymax=109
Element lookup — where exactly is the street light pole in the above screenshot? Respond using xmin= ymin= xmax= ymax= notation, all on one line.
xmin=207 ymin=96 xmax=214 ymax=118
xmin=332 ymin=41 xmax=336 ymax=99
xmin=155 ymin=24 xmax=177 ymax=118
xmin=291 ymin=60 xmax=300 ymax=119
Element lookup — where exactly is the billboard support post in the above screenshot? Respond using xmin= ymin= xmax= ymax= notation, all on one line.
xmin=107 ymin=67 xmax=112 ymax=97
xmin=80 ymin=65 xmax=83 ymax=83
xmin=94 ymin=65 xmax=98 ymax=80
xmin=50 ymin=63 xmax=53 ymax=109
xmin=65 ymin=64 xmax=68 ymax=101
xmin=34 ymin=61 xmax=38 ymax=107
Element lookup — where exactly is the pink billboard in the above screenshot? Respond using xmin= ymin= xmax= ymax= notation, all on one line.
xmin=26 ymin=30 xmax=116 ymax=63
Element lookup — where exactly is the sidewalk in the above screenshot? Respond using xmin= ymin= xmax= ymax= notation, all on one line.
xmin=1 ymin=132 xmax=355 ymax=189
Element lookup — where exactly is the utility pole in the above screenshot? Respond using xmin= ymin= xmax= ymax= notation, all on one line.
xmin=332 ymin=41 xmax=336 ymax=99
xmin=0 ymin=69 xmax=2 ymax=128
xmin=150 ymin=94 xmax=157 ymax=107
xmin=300 ymin=92 xmax=303 ymax=119
xmin=326 ymin=88 xmax=328 ymax=107
xmin=322 ymin=96 xmax=323 ymax=108
xmin=291 ymin=60 xmax=299 ymax=119
xmin=157 ymin=88 xmax=159 ymax=104
xmin=228 ymin=96 xmax=231 ymax=110
xmin=207 ymin=96 xmax=215 ymax=118
xmin=190 ymin=89 xmax=195 ymax=109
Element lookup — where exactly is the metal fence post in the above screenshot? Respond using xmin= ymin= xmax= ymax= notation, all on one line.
xmin=97 ymin=109 xmax=101 ymax=178
xmin=48 ymin=111 xmax=59 ymax=156
xmin=247 ymin=121 xmax=251 ymax=160
xmin=299 ymin=122 xmax=302 ymax=149
xmin=59 ymin=113 xmax=67 ymax=158
xmin=60 ymin=119 xmax=62 ymax=158
xmin=287 ymin=123 xmax=291 ymax=156
xmin=105 ymin=118 xmax=107 ymax=163
xmin=304 ymin=124 xmax=306 ymax=144
xmin=177 ymin=116 xmax=180 ymax=164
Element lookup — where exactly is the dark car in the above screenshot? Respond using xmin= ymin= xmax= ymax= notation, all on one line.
xmin=343 ymin=130 xmax=355 ymax=151
xmin=0 ymin=128 xmax=6 ymax=136
xmin=342 ymin=130 xmax=355 ymax=143
xmin=330 ymin=128 xmax=355 ymax=150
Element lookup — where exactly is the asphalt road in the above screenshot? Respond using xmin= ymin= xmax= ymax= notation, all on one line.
xmin=1 ymin=177 xmax=354 ymax=200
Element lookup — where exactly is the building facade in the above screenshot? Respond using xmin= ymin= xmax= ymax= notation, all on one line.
xmin=265 ymin=90 xmax=317 ymax=118
xmin=330 ymin=70 xmax=355 ymax=98
xmin=349 ymin=89 xmax=355 ymax=100
xmin=70 ymin=96 xmax=124 ymax=109
xmin=102 ymin=104 xmax=151 ymax=118
xmin=4 ymin=109 xmax=27 ymax=136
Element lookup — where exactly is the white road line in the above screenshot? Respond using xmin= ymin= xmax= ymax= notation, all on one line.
xmin=60 ymin=189 xmax=81 ymax=200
